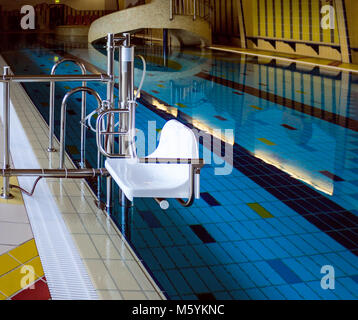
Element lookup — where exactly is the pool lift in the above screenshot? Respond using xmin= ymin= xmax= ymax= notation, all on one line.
xmin=0 ymin=33 xmax=204 ymax=210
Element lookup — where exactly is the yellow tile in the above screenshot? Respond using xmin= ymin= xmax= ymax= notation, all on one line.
xmin=0 ymin=177 xmax=24 ymax=205
xmin=249 ymin=105 xmax=262 ymax=110
xmin=0 ymin=292 xmax=6 ymax=300
xmin=0 ymin=257 xmax=43 ymax=298
xmin=0 ymin=254 xmax=20 ymax=277
xmin=175 ymin=103 xmax=187 ymax=108
xmin=247 ymin=203 xmax=274 ymax=219
xmin=8 ymin=239 xmax=38 ymax=264
xmin=257 ymin=138 xmax=276 ymax=146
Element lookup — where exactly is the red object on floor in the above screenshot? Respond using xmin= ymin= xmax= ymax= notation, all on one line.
xmin=11 ymin=277 xmax=51 ymax=300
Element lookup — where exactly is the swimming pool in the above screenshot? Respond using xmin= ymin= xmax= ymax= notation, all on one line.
xmin=2 ymin=34 xmax=358 ymax=300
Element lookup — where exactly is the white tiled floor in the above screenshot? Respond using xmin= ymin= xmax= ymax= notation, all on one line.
xmin=0 ymin=55 xmax=165 ymax=300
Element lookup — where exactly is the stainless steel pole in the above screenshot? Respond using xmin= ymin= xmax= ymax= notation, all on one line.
xmin=48 ymin=79 xmax=56 ymax=152
xmin=118 ymin=33 xmax=135 ymax=207
xmin=1 ymin=66 xmax=13 ymax=199
xmin=106 ymin=33 xmax=115 ymax=210
xmin=119 ymin=33 xmax=134 ymax=156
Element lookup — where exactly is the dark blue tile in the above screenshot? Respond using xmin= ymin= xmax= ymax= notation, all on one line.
xmin=196 ymin=293 xmax=216 ymax=300
xmin=190 ymin=225 xmax=216 ymax=244
xmin=214 ymin=115 xmax=227 ymax=121
xmin=281 ymin=124 xmax=297 ymax=130
xmin=200 ymin=192 xmax=221 ymax=207
xmin=319 ymin=171 xmax=344 ymax=182
xmin=267 ymin=259 xmax=302 ymax=284
xmin=139 ymin=211 xmax=162 ymax=228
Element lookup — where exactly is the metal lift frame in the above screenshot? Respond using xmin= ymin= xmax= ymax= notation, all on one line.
xmin=0 ymin=33 xmax=204 ymax=209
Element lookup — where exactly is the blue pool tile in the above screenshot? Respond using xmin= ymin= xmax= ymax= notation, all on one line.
xmin=181 ymin=294 xmax=198 ymax=300
xmin=195 ymin=267 xmax=225 ymax=292
xmin=213 ymin=291 xmax=232 ymax=300
xmin=165 ymin=247 xmax=190 ymax=268
xmin=306 ymin=281 xmax=339 ymax=300
xmin=335 ymin=278 xmax=358 ymax=299
xmin=165 ymin=227 xmax=189 ymax=246
xmin=267 ymin=259 xmax=303 ymax=284
xmin=207 ymin=243 xmax=234 ymax=264
xmin=273 ymin=237 xmax=304 ymax=257
xmin=230 ymin=221 xmax=256 ymax=239
xmin=193 ymin=244 xmax=220 ymax=266
xmin=178 ymin=246 xmax=205 ymax=268
xmin=295 ymin=256 xmax=324 ymax=277
xmin=166 ymin=270 xmax=192 ymax=295
xmin=138 ymin=229 xmax=161 ymax=247
xmin=180 ymin=268 xmax=208 ymax=293
xmin=260 ymin=286 xmax=286 ymax=300
xmin=285 ymin=235 xmax=318 ymax=256
xmin=139 ymin=248 xmax=161 ymax=271
xmin=152 ymin=247 xmax=175 ymax=269
xmin=323 ymin=252 xmax=358 ymax=276
xmin=154 ymin=229 xmax=174 ymax=247
xmin=220 ymin=242 xmax=248 ymax=263
xmin=225 ymin=264 xmax=256 ymax=289
xmin=240 ymin=263 xmax=271 ymax=287
xmin=231 ymin=290 xmax=251 ymax=300
xmin=291 ymin=283 xmax=321 ymax=300
xmin=211 ymin=266 xmax=240 ymax=291
xmin=240 ymin=220 xmax=269 ymax=238
xmin=245 ymin=239 xmax=276 ymax=260
xmin=216 ymin=223 xmax=242 ymax=241
xmin=276 ymin=285 xmax=303 ymax=300
xmin=234 ymin=241 xmax=262 ymax=261
xmin=261 ymin=239 xmax=290 ymax=259
xmin=245 ymin=288 xmax=268 ymax=300
xmin=155 ymin=271 xmax=178 ymax=297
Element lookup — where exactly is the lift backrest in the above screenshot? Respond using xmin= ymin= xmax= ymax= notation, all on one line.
xmin=148 ymin=120 xmax=199 ymax=159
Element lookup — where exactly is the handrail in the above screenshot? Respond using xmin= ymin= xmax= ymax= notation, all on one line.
xmin=59 ymin=87 xmax=103 ymax=169
xmin=48 ymin=59 xmax=87 ymax=161
xmin=170 ymin=0 xmax=212 ymax=23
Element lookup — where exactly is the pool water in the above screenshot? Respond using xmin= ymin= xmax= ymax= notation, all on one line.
xmin=1 ymin=34 xmax=358 ymax=300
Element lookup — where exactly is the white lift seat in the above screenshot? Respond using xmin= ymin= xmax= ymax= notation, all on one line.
xmin=105 ymin=119 xmax=199 ymax=202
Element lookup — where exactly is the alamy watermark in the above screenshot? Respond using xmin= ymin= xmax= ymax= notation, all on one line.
xmin=20 ymin=5 xmax=35 ymax=30
xmin=320 ymin=265 xmax=335 ymax=290
xmin=20 ymin=265 xmax=36 ymax=290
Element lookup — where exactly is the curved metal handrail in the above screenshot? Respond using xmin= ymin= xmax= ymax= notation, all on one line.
xmin=59 ymin=87 xmax=103 ymax=169
xmin=48 ymin=59 xmax=87 ymax=161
